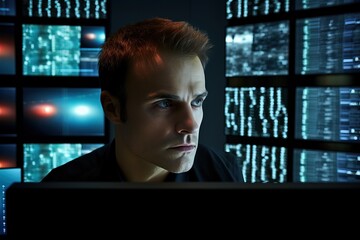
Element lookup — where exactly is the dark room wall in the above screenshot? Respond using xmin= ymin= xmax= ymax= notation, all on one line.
xmin=110 ymin=0 xmax=227 ymax=151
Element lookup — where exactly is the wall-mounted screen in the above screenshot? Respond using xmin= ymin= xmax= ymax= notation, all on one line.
xmin=0 ymin=23 xmax=15 ymax=75
xmin=295 ymin=87 xmax=360 ymax=142
xmin=225 ymin=87 xmax=288 ymax=138
xmin=23 ymin=87 xmax=104 ymax=136
xmin=0 ymin=88 xmax=16 ymax=136
xmin=295 ymin=0 xmax=360 ymax=10
xmin=226 ymin=20 xmax=289 ymax=77
xmin=23 ymin=0 xmax=108 ymax=18
xmin=225 ymin=143 xmax=287 ymax=183
xmin=23 ymin=143 xmax=103 ymax=182
xmin=0 ymin=168 xmax=21 ymax=236
xmin=0 ymin=144 xmax=16 ymax=168
xmin=22 ymin=24 xmax=105 ymax=76
xmin=0 ymin=0 xmax=16 ymax=16
xmin=295 ymin=13 xmax=360 ymax=75
xmin=226 ymin=0 xmax=290 ymax=19
xmin=294 ymin=149 xmax=360 ymax=182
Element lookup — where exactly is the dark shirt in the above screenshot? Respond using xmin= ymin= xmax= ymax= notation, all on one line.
xmin=41 ymin=140 xmax=244 ymax=182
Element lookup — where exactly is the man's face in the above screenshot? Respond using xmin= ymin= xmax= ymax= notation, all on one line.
xmin=117 ymin=52 xmax=207 ymax=173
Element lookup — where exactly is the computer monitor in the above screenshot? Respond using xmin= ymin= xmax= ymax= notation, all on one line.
xmin=0 ymin=168 xmax=21 ymax=237
xmin=23 ymin=143 xmax=104 ymax=182
xmin=22 ymin=24 xmax=105 ymax=76
xmin=0 ymin=23 xmax=15 ymax=75
xmin=22 ymin=87 xmax=104 ymax=136
xmin=226 ymin=20 xmax=289 ymax=77
xmin=5 ymin=182 xmax=360 ymax=238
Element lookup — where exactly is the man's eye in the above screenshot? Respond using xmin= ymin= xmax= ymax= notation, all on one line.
xmin=156 ymin=100 xmax=172 ymax=109
xmin=192 ymin=97 xmax=205 ymax=107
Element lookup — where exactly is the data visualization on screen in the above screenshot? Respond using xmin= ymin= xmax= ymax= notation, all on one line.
xmin=295 ymin=13 xmax=360 ymax=75
xmin=22 ymin=0 xmax=108 ymax=19
xmin=295 ymin=87 xmax=360 ymax=142
xmin=225 ymin=87 xmax=288 ymax=138
xmin=293 ymin=149 xmax=360 ymax=182
xmin=226 ymin=0 xmax=290 ymax=19
xmin=225 ymin=1 xmax=360 ymax=183
xmin=23 ymin=143 xmax=103 ymax=182
xmin=226 ymin=21 xmax=289 ymax=77
xmin=225 ymin=143 xmax=287 ymax=183
xmin=22 ymin=24 xmax=105 ymax=76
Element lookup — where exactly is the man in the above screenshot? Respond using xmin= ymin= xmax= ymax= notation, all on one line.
xmin=42 ymin=17 xmax=244 ymax=182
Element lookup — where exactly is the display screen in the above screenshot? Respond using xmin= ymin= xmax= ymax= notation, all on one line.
xmin=226 ymin=0 xmax=290 ymax=19
xmin=0 ymin=23 xmax=16 ymax=75
xmin=23 ymin=87 xmax=104 ymax=136
xmin=23 ymin=143 xmax=103 ymax=182
xmin=294 ymin=149 xmax=360 ymax=182
xmin=0 ymin=88 xmax=16 ymax=136
xmin=0 ymin=168 xmax=21 ymax=236
xmin=295 ymin=0 xmax=360 ymax=10
xmin=0 ymin=144 xmax=16 ymax=168
xmin=0 ymin=0 xmax=16 ymax=16
xmin=226 ymin=20 xmax=289 ymax=76
xmin=295 ymin=13 xmax=360 ymax=74
xmin=23 ymin=0 xmax=108 ymax=18
xmin=295 ymin=87 xmax=360 ymax=142
xmin=225 ymin=143 xmax=287 ymax=183
xmin=22 ymin=24 xmax=105 ymax=76
xmin=225 ymin=87 xmax=288 ymax=138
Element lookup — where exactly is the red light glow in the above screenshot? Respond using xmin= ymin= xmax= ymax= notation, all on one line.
xmin=0 ymin=42 xmax=15 ymax=57
xmin=0 ymin=159 xmax=16 ymax=168
xmin=85 ymin=33 xmax=96 ymax=40
xmin=0 ymin=104 xmax=15 ymax=119
xmin=31 ymin=103 xmax=57 ymax=117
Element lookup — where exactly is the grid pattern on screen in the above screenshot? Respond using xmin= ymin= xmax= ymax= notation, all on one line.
xmin=0 ymin=0 xmax=110 ymax=186
xmin=225 ymin=0 xmax=360 ymax=182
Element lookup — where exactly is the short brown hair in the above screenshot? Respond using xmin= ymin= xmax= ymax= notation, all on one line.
xmin=98 ymin=18 xmax=212 ymax=121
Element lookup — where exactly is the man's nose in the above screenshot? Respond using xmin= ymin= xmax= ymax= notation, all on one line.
xmin=175 ymin=104 xmax=200 ymax=134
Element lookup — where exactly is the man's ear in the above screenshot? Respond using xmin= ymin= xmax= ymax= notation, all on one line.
xmin=100 ymin=91 xmax=122 ymax=124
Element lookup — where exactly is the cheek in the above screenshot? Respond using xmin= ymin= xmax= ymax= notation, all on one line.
xmin=195 ymin=109 xmax=204 ymax=123
xmin=132 ymin=114 xmax=172 ymax=135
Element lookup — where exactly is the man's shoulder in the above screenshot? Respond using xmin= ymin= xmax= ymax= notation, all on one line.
xmin=196 ymin=143 xmax=237 ymax=161
xmin=41 ymin=143 xmax=112 ymax=181
xmin=58 ymin=143 xmax=109 ymax=167
xmin=194 ymin=143 xmax=244 ymax=182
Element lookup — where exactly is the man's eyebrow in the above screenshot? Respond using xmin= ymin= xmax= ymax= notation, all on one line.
xmin=196 ymin=91 xmax=208 ymax=98
xmin=147 ymin=92 xmax=180 ymax=100
xmin=147 ymin=91 xmax=208 ymax=100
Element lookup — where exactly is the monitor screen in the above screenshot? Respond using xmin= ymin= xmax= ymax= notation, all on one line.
xmin=226 ymin=20 xmax=289 ymax=76
xmin=295 ymin=0 xmax=360 ymax=10
xmin=225 ymin=87 xmax=288 ymax=138
xmin=23 ymin=143 xmax=104 ymax=182
xmin=293 ymin=149 xmax=360 ymax=182
xmin=0 ymin=168 xmax=21 ymax=236
xmin=23 ymin=87 xmax=104 ymax=136
xmin=0 ymin=88 xmax=16 ymax=136
xmin=295 ymin=87 xmax=360 ymax=142
xmin=22 ymin=0 xmax=108 ymax=18
xmin=295 ymin=13 xmax=360 ymax=74
xmin=22 ymin=24 xmax=105 ymax=76
xmin=0 ymin=0 xmax=16 ymax=16
xmin=226 ymin=0 xmax=290 ymax=19
xmin=225 ymin=143 xmax=287 ymax=183
xmin=0 ymin=23 xmax=16 ymax=75
xmin=0 ymin=144 xmax=16 ymax=168
xmin=5 ymin=182 xmax=360 ymax=238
